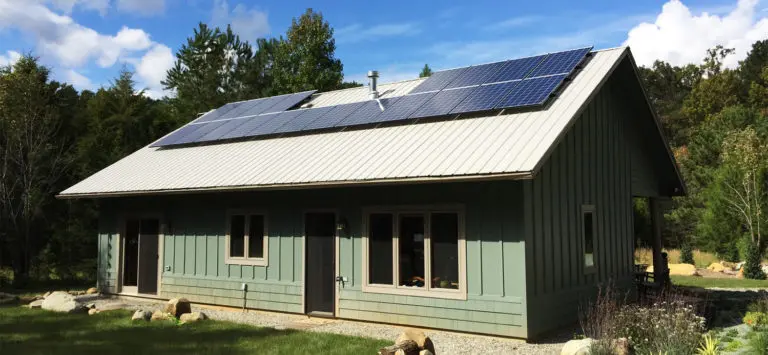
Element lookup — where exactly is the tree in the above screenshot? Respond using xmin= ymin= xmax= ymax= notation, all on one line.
xmin=272 ymin=8 xmax=343 ymax=94
xmin=0 ymin=56 xmax=71 ymax=284
xmin=163 ymin=23 xmax=265 ymax=122
xmin=419 ymin=64 xmax=433 ymax=78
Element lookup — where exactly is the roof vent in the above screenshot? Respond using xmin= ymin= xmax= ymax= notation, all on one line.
xmin=367 ymin=70 xmax=379 ymax=100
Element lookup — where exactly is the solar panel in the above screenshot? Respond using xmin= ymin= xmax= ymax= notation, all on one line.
xmin=487 ymin=55 xmax=546 ymax=83
xmin=409 ymin=87 xmax=476 ymax=119
xmin=527 ymin=47 xmax=591 ymax=77
xmin=248 ymin=110 xmax=307 ymax=136
xmin=172 ymin=120 xmax=229 ymax=145
xmin=151 ymin=124 xmax=203 ymax=147
xmin=214 ymin=99 xmax=264 ymax=121
xmin=369 ymin=92 xmax=436 ymax=123
xmin=449 ymin=81 xmax=520 ymax=114
xmin=196 ymin=117 xmax=250 ymax=142
xmin=303 ymin=102 xmax=366 ymax=131
xmin=409 ymin=67 xmax=467 ymax=94
xmin=193 ymin=102 xmax=242 ymax=123
xmin=273 ymin=106 xmax=335 ymax=134
xmin=497 ymin=74 xmax=568 ymax=108
xmin=218 ymin=114 xmax=275 ymax=140
xmin=266 ymin=91 xmax=316 ymax=113
xmin=336 ymin=98 xmax=396 ymax=127
xmin=442 ymin=62 xmax=507 ymax=89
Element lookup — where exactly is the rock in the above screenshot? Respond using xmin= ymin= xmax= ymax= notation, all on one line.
xmin=739 ymin=268 xmax=745 ymax=279
xmin=85 ymin=287 xmax=98 ymax=295
xmin=395 ymin=329 xmax=436 ymax=354
xmin=761 ymin=264 xmax=768 ymax=275
xmin=43 ymin=291 xmax=52 ymax=298
xmin=179 ymin=312 xmax=207 ymax=323
xmin=722 ymin=261 xmax=737 ymax=270
xmin=86 ymin=303 xmax=96 ymax=309
xmin=99 ymin=303 xmax=126 ymax=312
xmin=707 ymin=262 xmax=726 ymax=272
xmin=151 ymin=310 xmax=171 ymax=321
xmin=419 ymin=351 xmax=434 ymax=355
xmin=88 ymin=309 xmax=99 ymax=315
xmin=646 ymin=263 xmax=698 ymax=276
xmin=131 ymin=310 xmax=151 ymax=321
xmin=164 ymin=298 xmax=192 ymax=318
xmin=613 ymin=338 xmax=629 ymax=355
xmin=379 ymin=340 xmax=420 ymax=355
xmin=561 ymin=338 xmax=592 ymax=355
xmin=27 ymin=299 xmax=43 ymax=309
xmin=737 ymin=262 xmax=746 ymax=270
xmin=41 ymin=291 xmax=87 ymax=314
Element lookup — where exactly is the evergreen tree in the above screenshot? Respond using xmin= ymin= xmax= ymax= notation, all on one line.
xmin=680 ymin=242 xmax=694 ymax=265
xmin=419 ymin=64 xmax=433 ymax=78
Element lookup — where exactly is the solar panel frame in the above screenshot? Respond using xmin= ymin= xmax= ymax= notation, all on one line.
xmin=302 ymin=101 xmax=366 ymax=131
xmin=496 ymin=74 xmax=568 ymax=108
xmin=449 ymin=81 xmax=521 ymax=114
xmin=409 ymin=67 xmax=468 ymax=94
xmin=526 ymin=47 xmax=592 ymax=77
xmin=409 ymin=87 xmax=476 ymax=119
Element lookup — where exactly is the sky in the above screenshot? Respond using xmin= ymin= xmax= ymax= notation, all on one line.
xmin=0 ymin=0 xmax=766 ymax=99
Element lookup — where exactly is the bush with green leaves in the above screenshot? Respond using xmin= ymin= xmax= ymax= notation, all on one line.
xmin=681 ymin=243 xmax=695 ymax=264
xmin=743 ymin=241 xmax=766 ymax=280
xmin=749 ymin=331 xmax=768 ymax=355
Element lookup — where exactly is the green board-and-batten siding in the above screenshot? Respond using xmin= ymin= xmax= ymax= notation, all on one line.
xmin=98 ymin=181 xmax=529 ymax=337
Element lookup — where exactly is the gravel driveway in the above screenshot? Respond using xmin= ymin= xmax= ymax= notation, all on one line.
xmin=92 ymin=296 xmax=567 ymax=354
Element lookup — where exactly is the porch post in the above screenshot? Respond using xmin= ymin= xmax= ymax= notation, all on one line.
xmin=649 ymin=197 xmax=669 ymax=287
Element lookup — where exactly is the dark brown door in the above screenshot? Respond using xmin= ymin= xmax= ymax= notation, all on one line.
xmin=137 ymin=219 xmax=160 ymax=294
xmin=305 ymin=213 xmax=336 ymax=315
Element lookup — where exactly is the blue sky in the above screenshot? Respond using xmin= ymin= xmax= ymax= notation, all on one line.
xmin=0 ymin=0 xmax=765 ymax=97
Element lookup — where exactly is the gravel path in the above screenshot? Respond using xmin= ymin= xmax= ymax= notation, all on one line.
xmin=92 ymin=296 xmax=567 ymax=354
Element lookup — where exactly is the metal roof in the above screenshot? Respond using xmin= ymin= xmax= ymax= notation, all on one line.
xmin=60 ymin=47 xmax=628 ymax=198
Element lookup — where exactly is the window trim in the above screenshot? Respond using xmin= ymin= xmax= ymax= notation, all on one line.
xmin=581 ymin=205 xmax=597 ymax=274
xmin=224 ymin=210 xmax=269 ymax=266
xmin=361 ymin=204 xmax=467 ymax=300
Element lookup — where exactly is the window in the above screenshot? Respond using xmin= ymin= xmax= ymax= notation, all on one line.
xmin=225 ymin=211 xmax=268 ymax=266
xmin=582 ymin=205 xmax=596 ymax=272
xmin=362 ymin=206 xmax=466 ymax=300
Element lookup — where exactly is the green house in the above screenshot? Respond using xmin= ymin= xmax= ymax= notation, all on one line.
xmin=59 ymin=46 xmax=683 ymax=339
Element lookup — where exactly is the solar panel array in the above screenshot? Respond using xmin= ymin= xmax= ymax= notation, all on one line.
xmin=153 ymin=47 xmax=592 ymax=147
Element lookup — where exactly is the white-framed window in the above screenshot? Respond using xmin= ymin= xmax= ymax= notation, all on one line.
xmin=362 ymin=205 xmax=467 ymax=300
xmin=582 ymin=205 xmax=596 ymax=273
xmin=225 ymin=211 xmax=268 ymax=266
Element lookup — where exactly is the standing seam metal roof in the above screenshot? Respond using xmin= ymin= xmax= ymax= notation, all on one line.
xmin=60 ymin=47 xmax=627 ymax=197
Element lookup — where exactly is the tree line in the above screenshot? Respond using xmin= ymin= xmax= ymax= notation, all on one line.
xmin=638 ymin=40 xmax=768 ymax=277
xmin=0 ymin=9 xmax=359 ymax=286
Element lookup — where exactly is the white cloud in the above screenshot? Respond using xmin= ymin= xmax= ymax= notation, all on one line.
xmin=48 ymin=0 xmax=109 ymax=15
xmin=484 ymin=16 xmax=544 ymax=31
xmin=64 ymin=68 xmax=95 ymax=90
xmin=211 ymin=0 xmax=270 ymax=43
xmin=0 ymin=50 xmax=22 ymax=66
xmin=116 ymin=0 xmax=166 ymax=16
xmin=0 ymin=1 xmax=153 ymax=68
xmin=625 ymin=0 xmax=768 ymax=68
xmin=336 ymin=23 xmax=420 ymax=44
xmin=134 ymin=43 xmax=175 ymax=98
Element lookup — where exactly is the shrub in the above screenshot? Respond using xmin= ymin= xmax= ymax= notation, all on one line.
xmin=681 ymin=243 xmax=695 ymax=265
xmin=726 ymin=328 xmax=739 ymax=337
xmin=743 ymin=242 xmax=766 ymax=280
xmin=745 ymin=312 xmax=768 ymax=328
xmin=588 ymin=339 xmax=616 ymax=355
xmin=696 ymin=334 xmax=718 ymax=355
xmin=749 ymin=331 xmax=768 ymax=355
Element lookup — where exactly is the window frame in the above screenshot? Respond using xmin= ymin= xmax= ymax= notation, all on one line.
xmin=581 ymin=204 xmax=597 ymax=274
xmin=361 ymin=205 xmax=467 ymax=300
xmin=224 ymin=210 xmax=269 ymax=266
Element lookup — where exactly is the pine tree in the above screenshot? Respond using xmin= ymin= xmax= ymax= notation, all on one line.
xmin=419 ymin=64 xmax=433 ymax=78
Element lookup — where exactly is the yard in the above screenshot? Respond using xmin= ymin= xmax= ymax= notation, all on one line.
xmin=673 ymin=275 xmax=768 ymax=288
xmin=0 ymin=305 xmax=389 ymax=355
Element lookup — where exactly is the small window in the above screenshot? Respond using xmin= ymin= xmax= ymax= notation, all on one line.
xmin=226 ymin=212 xmax=268 ymax=266
xmin=582 ymin=205 xmax=595 ymax=271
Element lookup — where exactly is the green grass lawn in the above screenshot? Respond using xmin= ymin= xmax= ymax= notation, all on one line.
xmin=672 ymin=275 xmax=768 ymax=288
xmin=0 ymin=305 xmax=389 ymax=355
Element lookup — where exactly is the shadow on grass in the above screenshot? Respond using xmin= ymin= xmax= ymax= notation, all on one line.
xmin=0 ymin=306 xmax=389 ymax=355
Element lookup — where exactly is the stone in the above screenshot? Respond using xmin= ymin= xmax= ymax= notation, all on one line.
xmin=85 ymin=287 xmax=98 ymax=295
xmin=613 ymin=337 xmax=629 ymax=355
xmin=41 ymin=291 xmax=87 ymax=314
xmin=379 ymin=340 xmax=420 ymax=355
xmin=88 ymin=309 xmax=99 ymax=315
xmin=561 ymin=338 xmax=592 ymax=355
xmin=761 ymin=264 xmax=768 ymax=275
xmin=43 ymin=291 xmax=52 ymax=298
xmin=164 ymin=298 xmax=192 ymax=318
xmin=151 ymin=310 xmax=171 ymax=321
xmin=179 ymin=312 xmax=207 ymax=323
xmin=646 ymin=263 xmax=698 ymax=276
xmin=27 ymin=299 xmax=43 ymax=309
xmin=395 ymin=329 xmax=435 ymax=354
xmin=419 ymin=351 xmax=434 ymax=355
xmin=721 ymin=261 xmax=737 ymax=269
xmin=86 ymin=303 xmax=96 ymax=309
xmin=707 ymin=262 xmax=726 ymax=272
xmin=131 ymin=310 xmax=151 ymax=321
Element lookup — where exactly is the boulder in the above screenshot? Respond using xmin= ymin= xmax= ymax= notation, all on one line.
xmin=179 ymin=312 xmax=207 ymax=323
xmin=419 ymin=351 xmax=434 ymax=355
xmin=27 ymin=299 xmax=44 ymax=309
xmin=85 ymin=303 xmax=96 ymax=309
xmin=561 ymin=338 xmax=592 ymax=355
xmin=761 ymin=264 xmax=768 ymax=275
xmin=395 ymin=329 xmax=436 ymax=354
xmin=379 ymin=340 xmax=419 ymax=355
xmin=164 ymin=298 xmax=191 ymax=318
xmin=614 ymin=338 xmax=629 ymax=355
xmin=151 ymin=310 xmax=171 ymax=321
xmin=85 ymin=287 xmax=98 ymax=295
xmin=707 ymin=262 xmax=726 ymax=272
xmin=88 ymin=309 xmax=99 ymax=315
xmin=41 ymin=291 xmax=87 ymax=314
xmin=721 ymin=261 xmax=737 ymax=270
xmin=131 ymin=310 xmax=151 ymax=321
xmin=646 ymin=263 xmax=698 ymax=276
xmin=43 ymin=291 xmax=52 ymax=298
